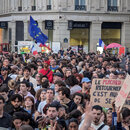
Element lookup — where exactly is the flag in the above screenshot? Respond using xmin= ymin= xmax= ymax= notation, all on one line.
xmin=37 ymin=42 xmax=51 ymax=50
xmin=29 ymin=16 xmax=48 ymax=45
xmin=31 ymin=45 xmax=38 ymax=55
xmin=99 ymin=39 xmax=106 ymax=50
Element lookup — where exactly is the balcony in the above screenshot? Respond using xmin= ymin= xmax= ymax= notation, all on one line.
xmin=75 ymin=5 xmax=86 ymax=11
xmin=18 ymin=6 xmax=22 ymax=11
xmin=32 ymin=6 xmax=36 ymax=11
xmin=108 ymin=6 xmax=118 ymax=12
xmin=47 ymin=5 xmax=51 ymax=10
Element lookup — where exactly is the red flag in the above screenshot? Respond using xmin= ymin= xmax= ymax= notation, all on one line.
xmin=104 ymin=45 xmax=107 ymax=50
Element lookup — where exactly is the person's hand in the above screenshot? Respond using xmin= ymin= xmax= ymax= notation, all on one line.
xmin=48 ymin=120 xmax=57 ymax=130
xmin=116 ymin=107 xmax=121 ymax=115
xmin=80 ymin=102 xmax=94 ymax=130
xmin=100 ymin=113 xmax=105 ymax=123
xmin=112 ymin=101 xmax=116 ymax=112
xmin=123 ymin=125 xmax=129 ymax=130
xmin=37 ymin=116 xmax=50 ymax=129
xmin=88 ymin=127 xmax=95 ymax=130
xmin=116 ymin=107 xmax=121 ymax=123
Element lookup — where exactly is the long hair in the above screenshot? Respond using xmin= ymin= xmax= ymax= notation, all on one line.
xmin=24 ymin=96 xmax=35 ymax=116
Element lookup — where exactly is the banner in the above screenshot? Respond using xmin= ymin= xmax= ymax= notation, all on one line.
xmin=115 ymin=75 xmax=130 ymax=109
xmin=90 ymin=79 xmax=130 ymax=108
xmin=52 ymin=42 xmax=60 ymax=53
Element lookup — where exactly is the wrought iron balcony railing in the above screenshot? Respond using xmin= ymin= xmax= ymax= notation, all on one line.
xmin=18 ymin=6 xmax=22 ymax=11
xmin=108 ymin=6 xmax=118 ymax=12
xmin=47 ymin=5 xmax=51 ymax=10
xmin=32 ymin=6 xmax=36 ymax=11
xmin=75 ymin=5 xmax=86 ymax=11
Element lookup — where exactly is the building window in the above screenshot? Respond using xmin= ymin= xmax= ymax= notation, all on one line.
xmin=47 ymin=0 xmax=51 ymax=10
xmin=75 ymin=0 xmax=86 ymax=10
xmin=16 ymin=21 xmax=24 ymax=41
xmin=108 ymin=0 xmax=118 ymax=11
xmin=32 ymin=0 xmax=36 ymax=11
xmin=101 ymin=22 xmax=121 ymax=45
xmin=18 ymin=0 xmax=22 ymax=11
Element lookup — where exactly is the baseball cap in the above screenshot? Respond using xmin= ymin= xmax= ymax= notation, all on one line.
xmin=53 ymin=72 xmax=63 ymax=78
xmin=81 ymin=77 xmax=91 ymax=83
xmin=1 ymin=67 xmax=8 ymax=71
xmin=118 ymin=71 xmax=126 ymax=75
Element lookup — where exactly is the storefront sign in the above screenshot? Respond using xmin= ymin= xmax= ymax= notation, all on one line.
xmin=102 ymin=22 xmax=121 ymax=29
xmin=0 ymin=22 xmax=8 ymax=29
xmin=45 ymin=20 xmax=53 ymax=30
xmin=90 ymin=79 xmax=130 ymax=108
xmin=68 ymin=21 xmax=90 ymax=29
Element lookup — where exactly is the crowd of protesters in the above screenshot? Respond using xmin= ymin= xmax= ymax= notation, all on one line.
xmin=0 ymin=47 xmax=130 ymax=130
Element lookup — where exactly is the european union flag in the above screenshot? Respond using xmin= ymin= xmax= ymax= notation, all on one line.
xmin=29 ymin=16 xmax=48 ymax=45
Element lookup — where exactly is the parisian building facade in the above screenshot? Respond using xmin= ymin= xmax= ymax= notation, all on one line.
xmin=0 ymin=0 xmax=130 ymax=52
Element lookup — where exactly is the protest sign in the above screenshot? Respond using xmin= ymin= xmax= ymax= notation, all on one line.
xmin=119 ymin=47 xmax=125 ymax=56
xmin=115 ymin=75 xmax=130 ymax=109
xmin=124 ymin=94 xmax=130 ymax=108
xmin=90 ymin=79 xmax=124 ymax=108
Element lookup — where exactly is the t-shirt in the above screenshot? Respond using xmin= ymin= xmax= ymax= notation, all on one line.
xmin=66 ymin=100 xmax=77 ymax=113
xmin=79 ymin=120 xmax=109 ymax=130
xmin=50 ymin=66 xmax=59 ymax=72
xmin=91 ymin=122 xmax=109 ymax=130
xmin=38 ymin=100 xmax=47 ymax=114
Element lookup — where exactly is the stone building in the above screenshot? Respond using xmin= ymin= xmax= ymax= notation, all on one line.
xmin=0 ymin=0 xmax=130 ymax=52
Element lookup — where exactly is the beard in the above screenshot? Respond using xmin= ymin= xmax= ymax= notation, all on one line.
xmin=93 ymin=118 xmax=100 ymax=125
xmin=13 ymin=105 xmax=20 ymax=110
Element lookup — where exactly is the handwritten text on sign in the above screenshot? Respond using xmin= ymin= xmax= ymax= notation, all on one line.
xmin=90 ymin=79 xmax=128 ymax=108
xmin=115 ymin=75 xmax=130 ymax=109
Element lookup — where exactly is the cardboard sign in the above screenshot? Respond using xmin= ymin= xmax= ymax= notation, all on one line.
xmin=52 ymin=42 xmax=61 ymax=53
xmin=90 ymin=79 xmax=124 ymax=108
xmin=119 ymin=47 xmax=125 ymax=56
xmin=124 ymin=94 xmax=130 ymax=108
xmin=115 ymin=75 xmax=130 ymax=109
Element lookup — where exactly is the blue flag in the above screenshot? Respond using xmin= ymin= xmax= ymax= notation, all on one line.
xmin=29 ymin=16 xmax=48 ymax=45
xmin=99 ymin=38 xmax=102 ymax=47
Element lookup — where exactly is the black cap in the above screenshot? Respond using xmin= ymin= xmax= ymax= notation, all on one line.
xmin=1 ymin=67 xmax=8 ymax=71
xmin=53 ymin=72 xmax=63 ymax=78
xmin=118 ymin=71 xmax=126 ymax=75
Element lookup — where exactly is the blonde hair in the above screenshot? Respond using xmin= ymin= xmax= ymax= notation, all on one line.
xmin=8 ymin=79 xmax=16 ymax=90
